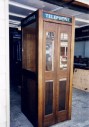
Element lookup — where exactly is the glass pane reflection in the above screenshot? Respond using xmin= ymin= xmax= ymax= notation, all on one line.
xmin=46 ymin=32 xmax=54 ymax=71
xmin=60 ymin=33 xmax=68 ymax=70
xmin=45 ymin=81 xmax=53 ymax=115
xmin=59 ymin=78 xmax=66 ymax=111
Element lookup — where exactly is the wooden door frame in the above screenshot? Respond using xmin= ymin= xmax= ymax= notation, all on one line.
xmin=38 ymin=9 xmax=75 ymax=127
xmin=42 ymin=21 xmax=58 ymax=127
xmin=56 ymin=24 xmax=72 ymax=122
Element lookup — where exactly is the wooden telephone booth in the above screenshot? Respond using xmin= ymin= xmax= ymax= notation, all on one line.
xmin=21 ymin=10 xmax=75 ymax=127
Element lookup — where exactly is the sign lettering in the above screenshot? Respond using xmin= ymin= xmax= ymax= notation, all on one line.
xmin=43 ymin=12 xmax=72 ymax=23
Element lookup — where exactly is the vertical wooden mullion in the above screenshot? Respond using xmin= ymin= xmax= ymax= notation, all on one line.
xmin=52 ymin=23 xmax=58 ymax=120
xmin=66 ymin=25 xmax=71 ymax=113
xmin=68 ymin=17 xmax=75 ymax=119
xmin=54 ymin=24 xmax=58 ymax=122
xmin=38 ymin=10 xmax=44 ymax=127
xmin=43 ymin=21 xmax=46 ymax=118
xmin=55 ymin=24 xmax=60 ymax=121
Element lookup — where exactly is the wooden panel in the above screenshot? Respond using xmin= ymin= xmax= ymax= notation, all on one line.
xmin=58 ymin=71 xmax=68 ymax=78
xmin=73 ymin=68 xmax=89 ymax=92
xmin=38 ymin=10 xmax=43 ymax=127
xmin=21 ymin=9 xmax=74 ymax=127
xmin=22 ymin=14 xmax=38 ymax=127
xmin=68 ymin=16 xmax=75 ymax=119
xmin=43 ymin=22 xmax=58 ymax=127
xmin=73 ymin=1 xmax=89 ymax=8
xmin=45 ymin=81 xmax=53 ymax=115
xmin=22 ymin=22 xmax=37 ymax=72
xmin=43 ymin=22 xmax=73 ymax=126
xmin=21 ymin=72 xmax=38 ymax=127
xmin=64 ymin=0 xmax=89 ymax=8
xmin=27 ymin=34 xmax=36 ymax=71
xmin=56 ymin=24 xmax=72 ymax=123
xmin=56 ymin=111 xmax=67 ymax=122
xmin=22 ymin=32 xmax=27 ymax=69
xmin=45 ymin=72 xmax=56 ymax=80
xmin=59 ymin=80 xmax=66 ymax=111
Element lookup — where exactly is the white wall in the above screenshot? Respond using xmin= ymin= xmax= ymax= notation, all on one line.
xmin=0 ymin=0 xmax=9 ymax=127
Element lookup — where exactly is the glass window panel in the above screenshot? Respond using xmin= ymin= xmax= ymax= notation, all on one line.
xmin=59 ymin=78 xmax=66 ymax=111
xmin=60 ymin=47 xmax=65 ymax=56
xmin=45 ymin=81 xmax=53 ymax=115
xmin=46 ymin=32 xmax=54 ymax=71
xmin=61 ymin=33 xmax=68 ymax=42
xmin=60 ymin=33 xmax=68 ymax=70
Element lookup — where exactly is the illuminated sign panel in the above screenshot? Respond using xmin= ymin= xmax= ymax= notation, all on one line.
xmin=43 ymin=12 xmax=72 ymax=23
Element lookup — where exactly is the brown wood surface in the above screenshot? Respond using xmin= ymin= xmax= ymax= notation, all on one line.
xmin=22 ymin=10 xmax=38 ymax=127
xmin=64 ymin=0 xmax=89 ymax=8
xmin=73 ymin=68 xmax=89 ymax=92
xmin=22 ymin=9 xmax=74 ymax=127
xmin=22 ymin=24 xmax=37 ymax=72
xmin=38 ymin=10 xmax=44 ymax=127
xmin=68 ymin=16 xmax=75 ymax=119
xmin=73 ymin=1 xmax=89 ymax=8
xmin=56 ymin=24 xmax=71 ymax=123
xmin=43 ymin=18 xmax=72 ymax=26
xmin=42 ymin=21 xmax=73 ymax=126
xmin=43 ymin=22 xmax=57 ymax=127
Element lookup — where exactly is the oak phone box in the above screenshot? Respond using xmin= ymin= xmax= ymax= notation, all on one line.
xmin=21 ymin=9 xmax=75 ymax=127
